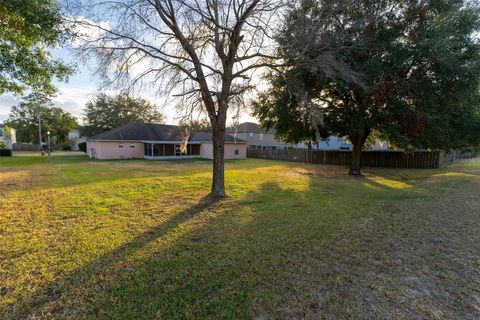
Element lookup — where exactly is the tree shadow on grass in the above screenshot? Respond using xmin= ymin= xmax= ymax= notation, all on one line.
xmin=2 ymin=165 xmax=446 ymax=319
xmin=80 ymin=178 xmax=425 ymax=319
xmin=3 ymin=196 xmax=221 ymax=319
xmin=0 ymin=158 xmax=281 ymax=197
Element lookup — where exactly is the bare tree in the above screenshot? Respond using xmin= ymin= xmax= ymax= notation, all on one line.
xmin=66 ymin=0 xmax=285 ymax=197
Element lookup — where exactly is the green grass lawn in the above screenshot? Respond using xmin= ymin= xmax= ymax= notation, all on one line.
xmin=1 ymin=153 xmax=479 ymax=319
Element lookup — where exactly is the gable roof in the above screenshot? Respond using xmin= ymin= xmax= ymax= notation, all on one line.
xmin=88 ymin=123 xmax=182 ymax=141
xmin=87 ymin=123 xmax=246 ymax=143
xmin=190 ymin=132 xmax=245 ymax=143
xmin=226 ymin=122 xmax=275 ymax=134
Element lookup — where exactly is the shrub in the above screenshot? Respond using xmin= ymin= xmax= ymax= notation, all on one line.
xmin=62 ymin=144 xmax=72 ymax=151
xmin=78 ymin=142 xmax=87 ymax=153
xmin=0 ymin=149 xmax=12 ymax=157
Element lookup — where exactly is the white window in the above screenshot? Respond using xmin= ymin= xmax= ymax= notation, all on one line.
xmin=259 ymin=133 xmax=263 ymax=141
xmin=234 ymin=149 xmax=239 ymax=155
xmin=118 ymin=144 xmax=124 ymax=148
xmin=249 ymin=132 xmax=253 ymax=137
xmin=130 ymin=144 xmax=135 ymax=148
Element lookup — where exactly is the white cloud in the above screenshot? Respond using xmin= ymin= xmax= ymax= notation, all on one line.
xmin=52 ymin=85 xmax=97 ymax=120
xmin=0 ymin=95 xmax=20 ymax=122
xmin=66 ymin=16 xmax=112 ymax=49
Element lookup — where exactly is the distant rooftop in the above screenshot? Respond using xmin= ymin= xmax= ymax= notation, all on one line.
xmin=226 ymin=122 xmax=275 ymax=134
xmin=87 ymin=123 xmax=246 ymax=143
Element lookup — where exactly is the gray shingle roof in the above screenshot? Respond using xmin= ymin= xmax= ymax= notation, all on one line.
xmin=87 ymin=123 xmax=246 ymax=143
xmin=88 ymin=123 xmax=182 ymax=141
xmin=226 ymin=122 xmax=275 ymax=134
xmin=191 ymin=132 xmax=246 ymax=143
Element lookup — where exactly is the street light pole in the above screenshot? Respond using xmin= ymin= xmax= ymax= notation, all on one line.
xmin=47 ymin=131 xmax=51 ymax=156
xmin=38 ymin=114 xmax=42 ymax=151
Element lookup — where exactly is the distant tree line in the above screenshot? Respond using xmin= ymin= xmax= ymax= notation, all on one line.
xmin=80 ymin=93 xmax=165 ymax=137
xmin=6 ymin=93 xmax=78 ymax=145
xmin=5 ymin=92 xmax=166 ymax=144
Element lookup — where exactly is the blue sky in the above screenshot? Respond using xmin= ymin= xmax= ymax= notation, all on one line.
xmin=0 ymin=46 xmax=256 ymax=125
xmin=0 ymin=47 xmax=95 ymax=123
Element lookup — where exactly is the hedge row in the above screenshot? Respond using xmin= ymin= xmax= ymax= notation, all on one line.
xmin=0 ymin=149 xmax=12 ymax=157
xmin=78 ymin=142 xmax=87 ymax=153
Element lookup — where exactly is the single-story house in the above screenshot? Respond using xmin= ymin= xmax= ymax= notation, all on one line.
xmin=86 ymin=123 xmax=247 ymax=160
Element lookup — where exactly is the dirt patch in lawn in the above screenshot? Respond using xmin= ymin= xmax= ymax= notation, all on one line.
xmin=283 ymin=164 xmax=350 ymax=179
xmin=254 ymin=161 xmax=480 ymax=319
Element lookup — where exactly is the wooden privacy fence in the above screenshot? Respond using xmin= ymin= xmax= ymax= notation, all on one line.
xmin=12 ymin=143 xmax=62 ymax=151
xmin=247 ymin=148 xmax=477 ymax=169
xmin=12 ymin=144 xmax=41 ymax=151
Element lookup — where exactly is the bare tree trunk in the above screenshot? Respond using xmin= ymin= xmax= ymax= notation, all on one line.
xmin=210 ymin=109 xmax=227 ymax=197
xmin=349 ymin=130 xmax=369 ymax=176
xmin=211 ymin=130 xmax=226 ymax=197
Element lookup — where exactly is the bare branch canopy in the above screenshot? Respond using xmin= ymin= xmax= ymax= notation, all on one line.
xmin=66 ymin=0 xmax=287 ymax=196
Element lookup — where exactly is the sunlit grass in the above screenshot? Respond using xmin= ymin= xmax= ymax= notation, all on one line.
xmin=366 ymin=176 xmax=413 ymax=190
xmin=0 ymin=153 xmax=479 ymax=319
xmin=431 ymin=171 xmax=478 ymax=178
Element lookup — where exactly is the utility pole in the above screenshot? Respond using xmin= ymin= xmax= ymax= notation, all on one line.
xmin=38 ymin=113 xmax=42 ymax=151
xmin=47 ymin=131 xmax=51 ymax=156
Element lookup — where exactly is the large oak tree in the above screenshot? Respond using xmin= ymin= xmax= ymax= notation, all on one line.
xmin=254 ymin=0 xmax=480 ymax=175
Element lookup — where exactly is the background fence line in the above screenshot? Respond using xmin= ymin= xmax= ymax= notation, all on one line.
xmin=12 ymin=144 xmax=63 ymax=152
xmin=247 ymin=148 xmax=478 ymax=169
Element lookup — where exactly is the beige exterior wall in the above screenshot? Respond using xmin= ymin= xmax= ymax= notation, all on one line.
xmin=87 ymin=141 xmax=144 ymax=160
xmin=199 ymin=143 xmax=213 ymax=159
xmin=87 ymin=141 xmax=246 ymax=160
xmin=200 ymin=142 xmax=246 ymax=160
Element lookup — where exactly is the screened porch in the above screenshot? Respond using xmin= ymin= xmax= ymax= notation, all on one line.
xmin=143 ymin=143 xmax=201 ymax=159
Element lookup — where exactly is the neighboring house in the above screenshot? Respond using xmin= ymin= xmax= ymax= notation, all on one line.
xmin=226 ymin=122 xmax=292 ymax=150
xmin=68 ymin=129 xmax=86 ymax=151
xmin=0 ymin=124 xmax=16 ymax=148
xmin=226 ymin=122 xmax=390 ymax=151
xmin=86 ymin=123 xmax=247 ymax=160
xmin=226 ymin=122 xmax=352 ymax=150
xmin=368 ymin=140 xmax=390 ymax=151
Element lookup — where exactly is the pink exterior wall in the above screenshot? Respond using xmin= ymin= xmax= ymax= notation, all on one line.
xmin=87 ymin=141 xmax=246 ymax=160
xmin=200 ymin=143 xmax=246 ymax=160
xmin=87 ymin=141 xmax=144 ymax=160
xmin=199 ymin=143 xmax=213 ymax=159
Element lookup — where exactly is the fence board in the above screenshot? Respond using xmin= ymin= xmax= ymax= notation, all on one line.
xmin=247 ymin=148 xmax=476 ymax=169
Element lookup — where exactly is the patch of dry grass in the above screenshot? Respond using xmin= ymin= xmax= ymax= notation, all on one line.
xmin=0 ymin=153 xmax=479 ymax=319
